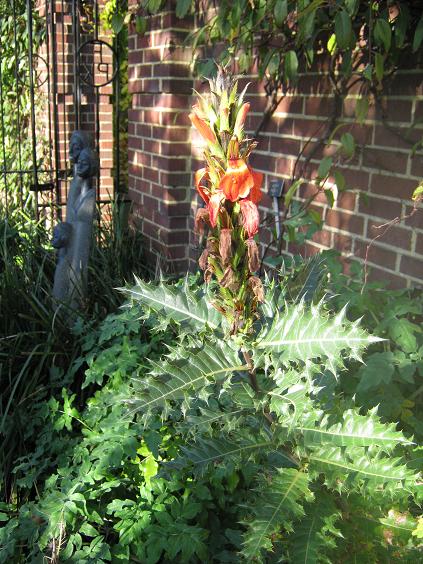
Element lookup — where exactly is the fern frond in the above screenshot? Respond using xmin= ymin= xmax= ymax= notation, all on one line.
xmin=309 ymin=446 xmax=417 ymax=496
xmin=255 ymin=301 xmax=381 ymax=372
xmin=127 ymin=341 xmax=248 ymax=418
xmin=121 ymin=276 xmax=223 ymax=332
xmin=241 ymin=468 xmax=312 ymax=562
xmin=289 ymin=494 xmax=341 ymax=564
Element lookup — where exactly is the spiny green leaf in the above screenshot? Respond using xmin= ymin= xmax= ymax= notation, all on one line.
xmin=298 ymin=409 xmax=413 ymax=452
xmin=241 ymin=469 xmax=312 ymax=562
xmin=122 ymin=276 xmax=223 ymax=332
xmin=128 ymin=341 xmax=248 ymax=418
xmin=255 ymin=301 xmax=381 ymax=372
xmin=164 ymin=433 xmax=278 ymax=476
xmin=289 ymin=494 xmax=341 ymax=563
xmin=309 ymin=446 xmax=418 ymax=495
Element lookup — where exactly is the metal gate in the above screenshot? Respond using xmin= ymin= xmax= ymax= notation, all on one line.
xmin=0 ymin=0 xmax=123 ymax=222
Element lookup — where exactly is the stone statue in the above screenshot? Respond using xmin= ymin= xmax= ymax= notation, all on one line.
xmin=52 ymin=132 xmax=98 ymax=314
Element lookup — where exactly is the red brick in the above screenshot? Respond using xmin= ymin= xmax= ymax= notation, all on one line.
xmin=304 ymin=96 xmax=334 ymax=117
xmin=400 ymin=255 xmax=423 ymax=280
xmin=355 ymin=241 xmax=397 ymax=270
xmin=336 ymin=191 xmax=356 ymax=211
xmin=416 ymin=233 xmax=423 ymax=255
xmin=375 ymin=98 xmax=412 ymax=123
xmin=366 ymin=222 xmax=412 ymax=251
xmin=362 ymin=148 xmax=408 ymax=175
xmin=153 ymin=126 xmax=189 ymax=142
xmin=154 ymin=63 xmax=190 ymax=78
xmin=366 ymin=266 xmax=406 ymax=289
xmin=293 ymin=118 xmax=326 ymax=138
xmin=403 ymin=205 xmax=423 ymax=229
xmin=326 ymin=209 xmax=364 ymax=235
xmin=374 ymin=124 xmax=421 ymax=150
xmin=410 ymin=153 xmax=423 ymax=178
xmin=312 ymin=229 xmax=331 ymax=247
xmin=333 ymin=233 xmax=353 ymax=254
xmin=160 ymin=141 xmax=191 ymax=156
xmin=371 ymin=174 xmax=416 ymax=200
xmin=269 ymin=137 xmax=301 ymax=155
xmin=160 ymin=171 xmax=191 ymax=186
xmin=358 ymin=194 xmax=402 ymax=220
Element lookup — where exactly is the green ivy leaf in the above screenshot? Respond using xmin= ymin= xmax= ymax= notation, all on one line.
xmin=334 ymin=9 xmax=352 ymax=50
xmin=333 ymin=170 xmax=346 ymax=192
xmin=135 ymin=16 xmax=148 ymax=36
xmin=176 ymin=0 xmax=192 ymax=19
xmin=340 ymin=132 xmax=355 ymax=158
xmin=317 ymin=156 xmax=333 ymax=179
xmin=374 ymin=18 xmax=392 ymax=52
xmin=356 ymin=352 xmax=395 ymax=392
xmin=274 ymin=0 xmax=288 ymax=28
xmin=413 ymin=14 xmax=423 ymax=52
xmin=375 ymin=52 xmax=384 ymax=82
xmin=327 ymin=33 xmax=337 ymax=55
xmin=355 ymin=96 xmax=369 ymax=124
xmin=284 ymin=50 xmax=298 ymax=82
xmin=111 ymin=14 xmax=124 ymax=35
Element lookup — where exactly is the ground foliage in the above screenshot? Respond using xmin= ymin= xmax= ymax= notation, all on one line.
xmin=1 ymin=256 xmax=421 ymax=562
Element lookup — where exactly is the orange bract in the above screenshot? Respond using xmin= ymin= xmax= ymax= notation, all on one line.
xmin=189 ymin=109 xmax=217 ymax=145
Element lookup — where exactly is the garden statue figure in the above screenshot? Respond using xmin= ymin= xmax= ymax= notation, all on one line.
xmin=52 ymin=132 xmax=98 ymax=314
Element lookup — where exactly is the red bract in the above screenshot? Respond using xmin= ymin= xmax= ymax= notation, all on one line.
xmin=240 ymin=199 xmax=260 ymax=238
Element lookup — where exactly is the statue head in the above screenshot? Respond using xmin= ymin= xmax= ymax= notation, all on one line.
xmin=69 ymin=130 xmax=92 ymax=164
xmin=76 ymin=148 xmax=99 ymax=179
xmin=52 ymin=222 xmax=72 ymax=249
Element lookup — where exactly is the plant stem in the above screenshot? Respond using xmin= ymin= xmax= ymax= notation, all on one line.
xmin=242 ymin=350 xmax=259 ymax=393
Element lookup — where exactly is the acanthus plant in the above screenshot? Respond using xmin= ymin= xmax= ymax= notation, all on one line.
xmin=123 ymin=69 xmax=420 ymax=562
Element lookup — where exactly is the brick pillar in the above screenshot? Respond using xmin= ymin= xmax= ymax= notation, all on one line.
xmin=127 ymin=1 xmax=194 ymax=273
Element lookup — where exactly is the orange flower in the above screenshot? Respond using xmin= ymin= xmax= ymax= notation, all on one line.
xmin=219 ymin=159 xmax=255 ymax=202
xmin=240 ymin=199 xmax=260 ymax=238
xmin=189 ymin=108 xmax=217 ymax=144
xmin=248 ymin=169 xmax=263 ymax=204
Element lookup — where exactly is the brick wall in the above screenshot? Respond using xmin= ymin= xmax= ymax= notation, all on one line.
xmin=127 ymin=0 xmax=194 ymax=273
xmin=127 ymin=4 xmax=423 ymax=286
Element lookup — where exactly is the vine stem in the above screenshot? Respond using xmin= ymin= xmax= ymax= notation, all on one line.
xmin=242 ymin=350 xmax=274 ymax=425
xmin=242 ymin=350 xmax=259 ymax=393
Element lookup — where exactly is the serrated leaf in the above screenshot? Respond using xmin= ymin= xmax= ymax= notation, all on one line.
xmin=164 ymin=433 xmax=279 ymax=477
xmin=128 ymin=342 xmax=248 ymax=417
xmin=122 ymin=276 xmax=223 ymax=332
xmin=299 ymin=409 xmax=412 ymax=452
xmin=289 ymin=494 xmax=341 ymax=563
xmin=241 ymin=469 xmax=312 ymax=562
xmin=309 ymin=446 xmax=417 ymax=495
